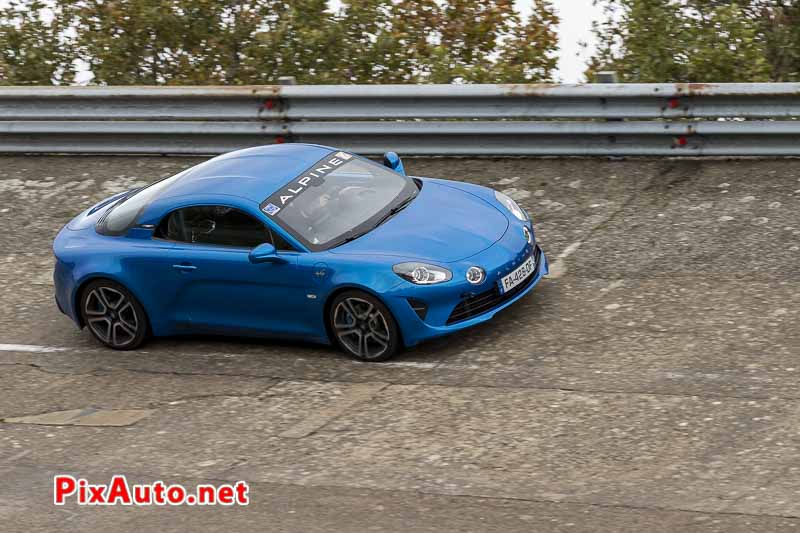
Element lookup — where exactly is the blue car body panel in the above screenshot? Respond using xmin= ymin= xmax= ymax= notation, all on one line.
xmin=53 ymin=143 xmax=547 ymax=350
xmin=330 ymin=180 xmax=508 ymax=262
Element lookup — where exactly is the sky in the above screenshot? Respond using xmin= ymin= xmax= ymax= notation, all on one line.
xmin=544 ymin=0 xmax=603 ymax=83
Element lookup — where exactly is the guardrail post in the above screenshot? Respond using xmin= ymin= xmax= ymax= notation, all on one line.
xmin=597 ymin=72 xmax=621 ymax=153
xmin=596 ymin=71 xmax=618 ymax=84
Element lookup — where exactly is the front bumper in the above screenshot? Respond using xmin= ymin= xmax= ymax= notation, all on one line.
xmin=54 ymin=255 xmax=80 ymax=326
xmin=384 ymin=224 xmax=548 ymax=347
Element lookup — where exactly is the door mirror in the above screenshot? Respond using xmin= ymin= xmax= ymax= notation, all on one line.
xmin=249 ymin=242 xmax=281 ymax=264
xmin=383 ymin=151 xmax=405 ymax=175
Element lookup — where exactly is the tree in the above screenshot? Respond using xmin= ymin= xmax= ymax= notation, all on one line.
xmin=329 ymin=0 xmax=398 ymax=82
xmin=385 ymin=0 xmax=441 ymax=82
xmin=195 ymin=0 xmax=269 ymax=84
xmin=65 ymin=0 xmax=225 ymax=84
xmin=430 ymin=0 xmax=520 ymax=83
xmin=755 ymin=1 xmax=800 ymax=81
xmin=244 ymin=0 xmax=340 ymax=84
xmin=588 ymin=0 xmax=775 ymax=82
xmin=0 ymin=0 xmax=74 ymax=85
xmin=2 ymin=0 xmax=561 ymax=85
xmin=66 ymin=0 xmax=343 ymax=84
xmin=683 ymin=0 xmax=800 ymax=81
xmin=685 ymin=2 xmax=770 ymax=82
xmin=587 ymin=0 xmax=688 ymax=82
xmin=495 ymin=0 xmax=560 ymax=83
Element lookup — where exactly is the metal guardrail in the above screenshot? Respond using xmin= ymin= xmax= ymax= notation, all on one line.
xmin=1 ymin=83 xmax=800 ymax=155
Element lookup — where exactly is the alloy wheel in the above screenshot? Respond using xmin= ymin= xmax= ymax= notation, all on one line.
xmin=83 ymin=286 xmax=140 ymax=348
xmin=333 ymin=297 xmax=391 ymax=360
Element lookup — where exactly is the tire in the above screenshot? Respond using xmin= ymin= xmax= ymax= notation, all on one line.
xmin=329 ymin=290 xmax=401 ymax=362
xmin=79 ymin=279 xmax=150 ymax=350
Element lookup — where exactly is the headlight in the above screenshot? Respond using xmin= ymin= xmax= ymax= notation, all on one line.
xmin=393 ymin=262 xmax=452 ymax=285
xmin=494 ymin=190 xmax=527 ymax=221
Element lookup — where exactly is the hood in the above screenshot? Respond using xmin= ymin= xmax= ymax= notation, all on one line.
xmin=331 ymin=180 xmax=509 ymax=262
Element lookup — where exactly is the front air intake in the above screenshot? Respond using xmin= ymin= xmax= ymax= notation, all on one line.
xmin=407 ymin=298 xmax=428 ymax=321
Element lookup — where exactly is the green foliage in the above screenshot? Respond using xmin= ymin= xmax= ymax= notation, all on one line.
xmin=0 ymin=0 xmax=74 ymax=85
xmin=685 ymin=3 xmax=770 ymax=82
xmin=383 ymin=0 xmax=441 ymax=81
xmin=332 ymin=0 xmax=398 ymax=82
xmin=495 ymin=0 xmax=560 ymax=83
xmin=588 ymin=0 xmax=686 ymax=82
xmin=588 ymin=0 xmax=794 ymax=82
xmin=63 ymin=0 xmax=217 ymax=84
xmin=7 ymin=0 xmax=800 ymax=85
xmin=757 ymin=2 xmax=800 ymax=81
xmin=0 ymin=0 xmax=560 ymax=85
xmin=429 ymin=0 xmax=518 ymax=83
xmin=239 ymin=0 xmax=340 ymax=84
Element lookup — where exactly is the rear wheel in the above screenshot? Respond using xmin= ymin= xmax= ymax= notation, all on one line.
xmin=330 ymin=291 xmax=400 ymax=362
xmin=80 ymin=279 xmax=149 ymax=350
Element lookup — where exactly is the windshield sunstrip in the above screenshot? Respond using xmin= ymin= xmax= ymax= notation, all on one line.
xmin=258 ymin=150 xmax=415 ymax=252
xmin=259 ymin=151 xmax=353 ymax=217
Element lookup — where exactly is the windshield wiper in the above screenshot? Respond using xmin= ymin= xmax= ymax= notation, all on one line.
xmin=332 ymin=194 xmax=417 ymax=249
xmin=372 ymin=194 xmax=417 ymax=229
xmin=335 ymin=228 xmax=373 ymax=248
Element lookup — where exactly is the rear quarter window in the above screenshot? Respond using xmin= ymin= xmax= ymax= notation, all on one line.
xmin=97 ymin=172 xmax=185 ymax=236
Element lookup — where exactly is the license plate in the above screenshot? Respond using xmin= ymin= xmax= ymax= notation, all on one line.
xmin=498 ymin=255 xmax=536 ymax=294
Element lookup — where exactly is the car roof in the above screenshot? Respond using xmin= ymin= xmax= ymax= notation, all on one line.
xmin=158 ymin=143 xmax=335 ymax=203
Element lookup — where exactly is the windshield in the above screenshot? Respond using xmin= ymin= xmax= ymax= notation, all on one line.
xmin=260 ymin=151 xmax=417 ymax=251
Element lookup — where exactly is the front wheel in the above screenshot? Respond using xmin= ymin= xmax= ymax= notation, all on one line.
xmin=80 ymin=279 xmax=150 ymax=350
xmin=330 ymin=291 xmax=401 ymax=362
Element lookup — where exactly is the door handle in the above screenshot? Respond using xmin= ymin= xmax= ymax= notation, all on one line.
xmin=172 ymin=264 xmax=197 ymax=271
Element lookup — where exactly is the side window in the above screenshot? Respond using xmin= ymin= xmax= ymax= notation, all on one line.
xmin=156 ymin=206 xmax=273 ymax=249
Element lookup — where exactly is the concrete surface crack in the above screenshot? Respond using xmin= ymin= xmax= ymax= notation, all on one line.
xmin=144 ymin=381 xmax=281 ymax=409
xmin=278 ymin=382 xmax=389 ymax=439
xmin=13 ymin=362 xmax=794 ymax=402
xmin=548 ymin=170 xmax=653 ymax=279
xmin=0 ymin=361 xmax=97 ymax=376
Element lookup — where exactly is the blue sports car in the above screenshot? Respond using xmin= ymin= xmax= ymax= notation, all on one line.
xmin=53 ymin=144 xmax=548 ymax=361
